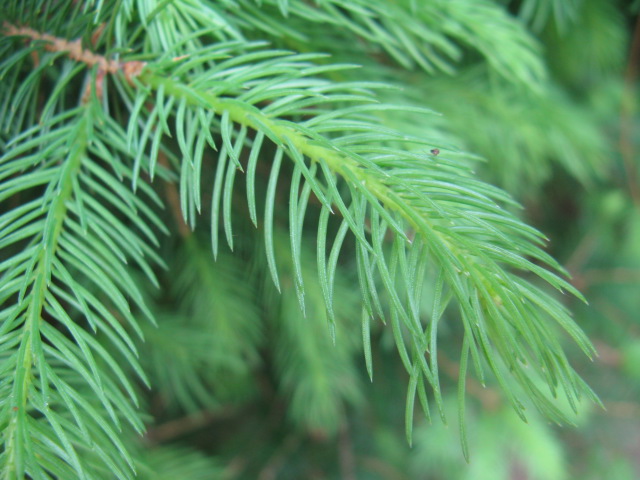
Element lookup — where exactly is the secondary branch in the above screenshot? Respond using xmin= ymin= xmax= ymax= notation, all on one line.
xmin=2 ymin=22 xmax=145 ymax=82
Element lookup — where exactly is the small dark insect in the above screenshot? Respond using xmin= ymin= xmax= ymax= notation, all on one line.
xmin=430 ymin=148 xmax=440 ymax=156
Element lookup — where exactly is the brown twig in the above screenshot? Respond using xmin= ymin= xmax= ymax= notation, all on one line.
xmin=592 ymin=340 xmax=622 ymax=368
xmin=143 ymin=406 xmax=236 ymax=446
xmin=3 ymin=22 xmax=119 ymax=72
xmin=2 ymin=21 xmax=146 ymax=101
xmin=564 ymin=230 xmax=599 ymax=281
xmin=437 ymin=352 xmax=502 ymax=411
xmin=157 ymin=151 xmax=192 ymax=238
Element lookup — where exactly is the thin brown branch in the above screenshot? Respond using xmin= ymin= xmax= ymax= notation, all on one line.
xmin=143 ymin=406 xmax=236 ymax=446
xmin=157 ymin=151 xmax=192 ymax=238
xmin=564 ymin=230 xmax=599 ymax=280
xmin=438 ymin=352 xmax=502 ymax=411
xmin=90 ymin=22 xmax=106 ymax=47
xmin=2 ymin=21 xmax=145 ymax=81
xmin=592 ymin=340 xmax=622 ymax=368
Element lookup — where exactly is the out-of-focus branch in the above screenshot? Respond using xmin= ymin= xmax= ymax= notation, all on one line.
xmin=157 ymin=151 xmax=192 ymax=238
xmin=143 ymin=406 xmax=236 ymax=446
xmin=437 ymin=353 xmax=502 ymax=411
xmin=620 ymin=14 xmax=640 ymax=206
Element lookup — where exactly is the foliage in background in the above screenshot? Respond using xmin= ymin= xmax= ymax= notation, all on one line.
xmin=0 ymin=0 xmax=638 ymax=479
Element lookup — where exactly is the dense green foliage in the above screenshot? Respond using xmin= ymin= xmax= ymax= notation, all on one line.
xmin=0 ymin=0 xmax=638 ymax=478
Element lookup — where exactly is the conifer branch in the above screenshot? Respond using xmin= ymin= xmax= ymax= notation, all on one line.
xmin=2 ymin=107 xmax=91 ymax=478
xmin=2 ymin=0 xmax=622 ymax=476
